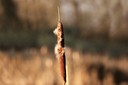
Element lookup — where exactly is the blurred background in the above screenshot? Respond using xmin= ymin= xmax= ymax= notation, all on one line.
xmin=0 ymin=0 xmax=128 ymax=85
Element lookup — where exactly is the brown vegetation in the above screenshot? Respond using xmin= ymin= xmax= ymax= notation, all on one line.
xmin=54 ymin=9 xmax=66 ymax=84
xmin=0 ymin=47 xmax=127 ymax=85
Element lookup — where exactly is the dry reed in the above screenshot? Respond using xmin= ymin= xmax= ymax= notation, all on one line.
xmin=53 ymin=7 xmax=67 ymax=85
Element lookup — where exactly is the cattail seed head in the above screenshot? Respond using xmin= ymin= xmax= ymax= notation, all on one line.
xmin=53 ymin=8 xmax=66 ymax=84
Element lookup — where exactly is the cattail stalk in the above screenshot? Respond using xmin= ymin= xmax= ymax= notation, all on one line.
xmin=53 ymin=7 xmax=67 ymax=85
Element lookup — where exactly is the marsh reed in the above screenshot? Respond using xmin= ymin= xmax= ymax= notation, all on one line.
xmin=53 ymin=7 xmax=67 ymax=85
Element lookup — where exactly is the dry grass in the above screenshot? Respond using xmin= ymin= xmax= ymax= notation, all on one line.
xmin=0 ymin=47 xmax=127 ymax=85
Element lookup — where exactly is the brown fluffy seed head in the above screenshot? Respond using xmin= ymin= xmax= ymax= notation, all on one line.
xmin=53 ymin=7 xmax=66 ymax=83
xmin=54 ymin=22 xmax=66 ymax=83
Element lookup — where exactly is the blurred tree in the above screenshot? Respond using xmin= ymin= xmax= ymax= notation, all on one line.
xmin=1 ymin=0 xmax=23 ymax=30
xmin=1 ymin=0 xmax=18 ymax=19
xmin=71 ymin=0 xmax=80 ymax=29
